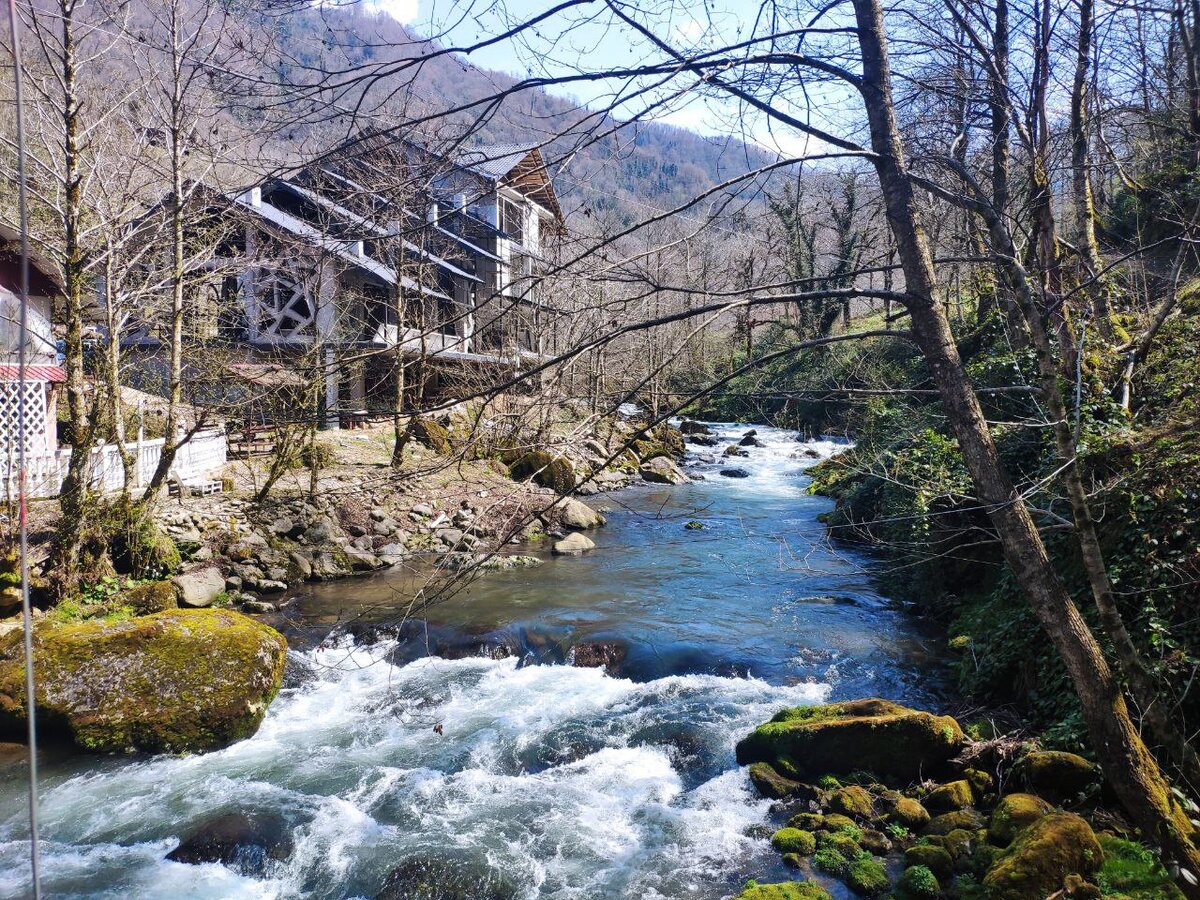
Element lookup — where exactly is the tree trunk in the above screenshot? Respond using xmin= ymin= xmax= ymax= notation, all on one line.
xmin=850 ymin=0 xmax=1200 ymax=886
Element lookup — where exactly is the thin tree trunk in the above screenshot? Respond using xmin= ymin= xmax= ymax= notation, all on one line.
xmin=850 ymin=0 xmax=1200 ymax=886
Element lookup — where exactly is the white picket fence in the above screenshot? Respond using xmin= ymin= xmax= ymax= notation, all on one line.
xmin=0 ymin=428 xmax=227 ymax=500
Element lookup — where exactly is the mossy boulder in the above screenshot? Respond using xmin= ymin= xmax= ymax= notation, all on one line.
xmin=924 ymin=779 xmax=974 ymax=812
xmin=883 ymin=795 xmax=931 ymax=830
xmin=734 ymin=881 xmax=832 ymax=900
xmin=859 ymin=829 xmax=892 ymax=855
xmin=410 ymin=417 xmax=452 ymax=455
xmin=816 ymin=830 xmax=861 ymax=859
xmin=846 ymin=856 xmax=890 ymax=896
xmin=905 ymin=843 xmax=953 ymax=880
xmin=963 ymin=767 xmax=995 ymax=797
xmin=812 ymin=845 xmax=850 ymax=876
xmin=988 ymin=792 xmax=1054 ymax=847
xmin=1016 ymin=750 xmax=1100 ymax=802
xmin=895 ymin=865 xmax=941 ymax=899
xmin=509 ymin=451 xmax=577 ymax=494
xmin=123 ymin=580 xmax=178 ymax=615
xmin=829 ymin=785 xmax=875 ymax=819
xmin=788 ymin=812 xmax=826 ymax=830
xmin=749 ymin=761 xmax=804 ymax=799
xmin=821 ymin=813 xmax=857 ymax=831
xmin=736 ymin=699 xmax=965 ymax=782
xmin=771 ymin=827 xmax=817 ymax=855
xmin=982 ymin=812 xmax=1103 ymax=900
xmin=0 ymin=610 xmax=286 ymax=753
xmin=924 ymin=808 xmax=985 ymax=835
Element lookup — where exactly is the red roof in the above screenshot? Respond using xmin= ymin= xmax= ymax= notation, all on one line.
xmin=0 ymin=365 xmax=66 ymax=382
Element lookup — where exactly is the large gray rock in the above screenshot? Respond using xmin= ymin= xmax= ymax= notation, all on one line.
xmin=559 ymin=498 xmax=605 ymax=529
xmin=553 ymin=532 xmax=596 ymax=555
xmin=640 ymin=456 xmax=688 ymax=485
xmin=303 ymin=517 xmax=335 ymax=544
xmin=172 ymin=567 xmax=226 ymax=608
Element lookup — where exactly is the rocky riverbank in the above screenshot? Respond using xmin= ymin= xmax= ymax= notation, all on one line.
xmin=732 ymin=699 xmax=1181 ymax=899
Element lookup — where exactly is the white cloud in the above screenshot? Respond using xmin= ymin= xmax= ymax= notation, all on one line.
xmin=363 ymin=0 xmax=420 ymax=24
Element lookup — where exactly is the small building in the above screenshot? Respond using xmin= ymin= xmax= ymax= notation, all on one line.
xmin=0 ymin=222 xmax=65 ymax=459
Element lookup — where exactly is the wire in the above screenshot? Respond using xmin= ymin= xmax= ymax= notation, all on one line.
xmin=6 ymin=0 xmax=43 ymax=895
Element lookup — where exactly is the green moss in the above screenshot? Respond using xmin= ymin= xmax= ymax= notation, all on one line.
xmin=982 ymin=812 xmax=1103 ymax=900
xmin=963 ymin=768 xmax=994 ymax=796
xmin=821 ymin=813 xmax=857 ymax=831
xmin=924 ymin=779 xmax=974 ymax=812
xmin=1096 ymin=834 xmax=1185 ymax=899
xmin=0 ymin=610 xmax=287 ymax=753
xmin=737 ymin=699 xmax=964 ymax=782
xmin=410 ymin=418 xmax=452 ymax=455
xmin=734 ymin=881 xmax=832 ymax=900
xmin=895 ymin=865 xmax=940 ymax=899
xmin=816 ymin=831 xmax=861 ymax=859
xmin=925 ymin=809 xmax=985 ymax=835
xmin=771 ymin=828 xmax=817 ymax=855
xmin=829 ymin=785 xmax=874 ymax=819
xmin=508 ymin=451 xmax=577 ymax=494
xmin=987 ymin=793 xmax=1053 ymax=847
xmin=122 ymin=581 xmax=178 ymax=616
xmin=816 ymin=774 xmax=843 ymax=790
xmin=1017 ymin=750 xmax=1099 ymax=800
xmin=812 ymin=846 xmax=849 ymax=876
xmin=905 ymin=844 xmax=953 ymax=880
xmin=886 ymin=796 xmax=931 ymax=830
xmin=942 ymin=828 xmax=974 ymax=860
xmin=749 ymin=761 xmax=803 ymax=799
xmin=846 ymin=856 xmax=890 ymax=896
xmin=788 ymin=813 xmax=825 ymax=831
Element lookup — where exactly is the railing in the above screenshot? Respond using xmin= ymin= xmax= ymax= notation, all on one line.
xmin=0 ymin=428 xmax=227 ymax=500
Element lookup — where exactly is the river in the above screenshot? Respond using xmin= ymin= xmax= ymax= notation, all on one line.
xmin=0 ymin=424 xmax=950 ymax=899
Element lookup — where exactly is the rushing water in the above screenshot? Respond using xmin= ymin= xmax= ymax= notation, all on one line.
xmin=0 ymin=424 xmax=950 ymax=899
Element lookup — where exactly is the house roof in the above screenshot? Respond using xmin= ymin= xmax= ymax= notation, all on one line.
xmin=0 ymin=364 xmax=66 ymax=382
xmin=455 ymin=144 xmax=538 ymax=181
xmin=0 ymin=221 xmax=64 ymax=296
xmin=453 ymin=145 xmax=564 ymax=225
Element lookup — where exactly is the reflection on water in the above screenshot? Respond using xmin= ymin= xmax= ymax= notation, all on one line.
xmin=0 ymin=424 xmax=951 ymax=899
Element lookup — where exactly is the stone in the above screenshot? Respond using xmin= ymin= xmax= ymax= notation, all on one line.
xmin=171 ymin=567 xmax=226 ymax=608
xmin=0 ymin=610 xmax=287 ymax=753
xmin=409 ymin=417 xmax=452 ymax=455
xmin=981 ymin=812 xmax=1103 ymax=900
xmin=373 ymin=521 xmax=395 ymax=537
xmin=436 ymin=528 xmax=465 ymax=548
xmin=828 ymin=785 xmax=875 ymax=819
xmin=256 ymin=580 xmax=287 ymax=594
xmin=924 ymin=779 xmax=975 ymax=812
xmin=167 ymin=810 xmax=293 ymax=876
xmin=724 ymin=445 xmax=749 ymax=457
xmin=347 ymin=524 xmax=368 ymax=538
xmin=679 ymin=420 xmax=711 ymax=435
xmin=270 ymin=518 xmax=295 ymax=537
xmin=552 ymin=533 xmax=595 ymax=555
xmin=770 ymin=827 xmax=817 ymax=855
xmin=287 ymin=552 xmax=312 ymax=581
xmin=882 ymin=795 xmax=931 ymax=830
xmin=859 ymin=828 xmax=892 ymax=855
xmin=377 ymin=543 xmax=406 ymax=558
xmin=267 ymin=568 xmax=288 ymax=583
xmin=988 ymin=793 xmax=1054 ymax=847
xmin=748 ymin=761 xmax=804 ymax=799
xmin=123 ymin=581 xmax=178 ymax=616
xmin=370 ymin=508 xmax=388 ymax=522
xmin=225 ymin=575 xmax=243 ymax=592
xmin=344 ymin=550 xmax=383 ymax=571
xmin=411 ymin=503 xmax=434 ymax=518
xmin=689 ymin=434 xmax=719 ymax=447
xmin=241 ymin=599 xmax=276 ymax=614
xmin=1017 ymin=750 xmax=1100 ymax=802
xmin=174 ymin=527 xmax=202 ymax=545
xmin=192 ymin=546 xmax=213 ymax=562
xmin=639 ymin=456 xmax=687 ymax=484
xmin=846 ymin=856 xmax=890 ymax=896
xmin=739 ymin=433 xmax=762 ymax=447
xmin=375 ymin=856 xmax=517 ymax=900
xmin=571 ymin=641 xmax=627 ymax=673
xmin=924 ymin=809 xmax=986 ymax=835
xmin=352 ymin=536 xmax=373 ymax=551
xmin=559 ymin=498 xmax=605 ymax=529
xmin=736 ymin=699 xmax=965 ymax=783
xmin=904 ymin=844 xmax=954 ymax=880
xmin=720 ymin=468 xmax=751 ymax=478
xmin=895 ymin=865 xmax=941 ymax=899
xmin=734 ymin=882 xmax=832 ymax=900
xmin=303 ymin=518 xmax=335 ymax=544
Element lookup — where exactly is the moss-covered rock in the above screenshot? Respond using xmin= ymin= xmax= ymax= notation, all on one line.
xmin=924 ymin=779 xmax=974 ymax=812
xmin=734 ymin=881 xmax=832 ymax=900
xmin=895 ymin=865 xmax=941 ymax=899
xmin=883 ymin=795 xmax=931 ymax=830
xmin=846 ymin=856 xmax=890 ymax=896
xmin=736 ymin=699 xmax=964 ymax=782
xmin=905 ymin=843 xmax=954 ymax=880
xmin=123 ymin=580 xmax=178 ymax=615
xmin=982 ymin=812 xmax=1103 ymax=900
xmin=812 ymin=846 xmax=849 ymax=876
xmin=816 ymin=830 xmax=861 ymax=859
xmin=963 ymin=767 xmax=995 ymax=797
xmin=509 ymin=451 xmax=577 ymax=494
xmin=771 ymin=827 xmax=817 ymax=855
xmin=924 ymin=808 xmax=985 ymax=835
xmin=988 ymin=792 xmax=1054 ymax=847
xmin=788 ymin=812 xmax=826 ymax=830
xmin=0 ymin=610 xmax=286 ymax=753
xmin=1016 ymin=750 xmax=1100 ymax=801
xmin=410 ymin=417 xmax=452 ymax=455
xmin=859 ymin=829 xmax=892 ymax=856
xmin=941 ymin=827 xmax=975 ymax=862
xmin=829 ymin=785 xmax=875 ymax=819
xmin=749 ymin=761 xmax=804 ymax=799
xmin=821 ymin=813 xmax=857 ymax=831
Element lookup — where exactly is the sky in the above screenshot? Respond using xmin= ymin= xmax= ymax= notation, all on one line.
xmin=354 ymin=0 xmax=854 ymax=161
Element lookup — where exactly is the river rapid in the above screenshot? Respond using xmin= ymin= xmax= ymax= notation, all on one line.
xmin=0 ymin=424 xmax=950 ymax=899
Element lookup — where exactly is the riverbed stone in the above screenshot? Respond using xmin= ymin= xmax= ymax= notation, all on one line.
xmin=558 ymin=498 xmax=605 ymax=529
xmin=553 ymin=533 xmax=595 ymax=555
xmin=720 ymin=468 xmax=750 ymax=478
xmin=925 ymin=779 xmax=975 ymax=812
xmin=736 ymin=699 xmax=965 ymax=783
xmin=748 ymin=761 xmax=805 ymax=799
xmin=375 ymin=856 xmax=517 ymax=900
xmin=123 ymin=581 xmax=178 ymax=615
xmin=0 ymin=609 xmax=287 ymax=753
xmin=982 ymin=812 xmax=1103 ymax=900
xmin=172 ymin=567 xmax=226 ymax=608
xmin=571 ymin=640 xmax=626 ymax=673
xmin=167 ymin=810 xmax=293 ymax=875
xmin=640 ymin=456 xmax=687 ymax=484
xmin=988 ymin=793 xmax=1054 ymax=847
xmin=734 ymin=882 xmax=832 ymax=900
xmin=1016 ymin=750 xmax=1100 ymax=802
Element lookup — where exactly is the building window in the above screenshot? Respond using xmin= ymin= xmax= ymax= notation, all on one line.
xmin=500 ymin=197 xmax=525 ymax=246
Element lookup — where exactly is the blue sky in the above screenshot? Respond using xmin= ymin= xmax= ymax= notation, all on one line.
xmin=357 ymin=0 xmax=850 ymax=160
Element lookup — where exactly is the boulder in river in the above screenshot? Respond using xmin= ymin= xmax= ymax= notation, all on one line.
xmin=736 ymin=698 xmax=965 ymax=783
xmin=720 ymin=468 xmax=750 ymax=478
xmin=739 ymin=433 xmax=763 ymax=447
xmin=558 ymin=497 xmax=605 ymax=529
xmin=553 ymin=532 xmax=595 ymax=555
xmin=0 ymin=609 xmax=287 ymax=753
xmin=981 ymin=812 xmax=1103 ymax=900
xmin=688 ymin=434 xmax=719 ymax=447
xmin=723 ymin=445 xmax=749 ymax=457
xmin=376 ymin=856 xmax=518 ymax=900
xmin=571 ymin=640 xmax=627 ymax=673
xmin=679 ymin=420 xmax=712 ymax=435
xmin=171 ymin=566 xmax=225 ymax=608
xmin=640 ymin=456 xmax=688 ymax=484
xmin=166 ymin=810 xmax=294 ymax=875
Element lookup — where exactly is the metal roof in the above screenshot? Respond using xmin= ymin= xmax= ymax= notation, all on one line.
xmin=453 ymin=144 xmax=537 ymax=182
